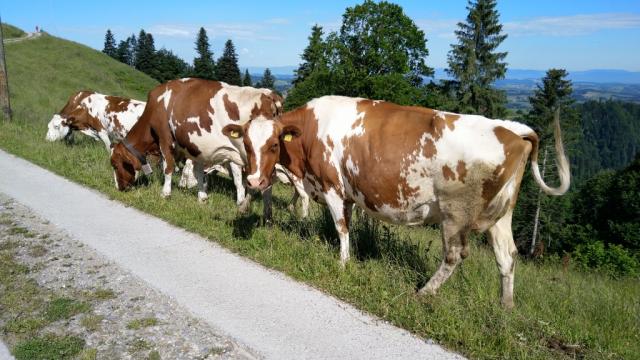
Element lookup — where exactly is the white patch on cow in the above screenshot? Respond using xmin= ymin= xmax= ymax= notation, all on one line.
xmin=245 ymin=120 xmax=275 ymax=182
xmin=113 ymin=171 xmax=119 ymax=190
xmin=217 ymin=84 xmax=275 ymax=122
xmin=186 ymin=116 xmax=200 ymax=125
xmin=157 ymin=88 xmax=172 ymax=110
xmin=45 ymin=114 xmax=71 ymax=141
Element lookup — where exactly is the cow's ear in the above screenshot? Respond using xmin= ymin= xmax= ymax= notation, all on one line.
xmin=222 ymin=124 xmax=244 ymax=139
xmin=281 ymin=125 xmax=302 ymax=142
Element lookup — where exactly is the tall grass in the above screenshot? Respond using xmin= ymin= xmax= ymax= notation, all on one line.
xmin=1 ymin=32 xmax=638 ymax=359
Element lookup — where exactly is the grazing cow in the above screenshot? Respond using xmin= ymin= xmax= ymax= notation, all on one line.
xmin=222 ymin=96 xmax=570 ymax=308
xmin=110 ymin=78 xmax=307 ymax=218
xmin=46 ymin=91 xmax=145 ymax=150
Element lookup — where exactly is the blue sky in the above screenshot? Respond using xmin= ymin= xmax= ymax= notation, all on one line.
xmin=3 ymin=1 xmax=640 ymax=71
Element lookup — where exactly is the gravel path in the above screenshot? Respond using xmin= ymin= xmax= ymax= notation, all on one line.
xmin=0 ymin=193 xmax=255 ymax=359
xmin=3 ymin=31 xmax=42 ymax=44
xmin=0 ymin=149 xmax=463 ymax=359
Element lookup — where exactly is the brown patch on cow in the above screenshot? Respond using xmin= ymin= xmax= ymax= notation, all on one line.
xmin=481 ymin=126 xmax=530 ymax=207
xmin=442 ymin=165 xmax=456 ymax=181
xmin=223 ymin=94 xmax=240 ymax=121
xmin=326 ymin=137 xmax=335 ymax=150
xmin=250 ymin=93 xmax=284 ymax=120
xmin=456 ymin=160 xmax=467 ymax=183
xmin=105 ymin=96 xmax=131 ymax=113
xmin=336 ymin=218 xmax=348 ymax=234
xmin=423 ymin=138 xmax=436 ymax=158
xmin=444 ymin=113 xmax=459 ymax=131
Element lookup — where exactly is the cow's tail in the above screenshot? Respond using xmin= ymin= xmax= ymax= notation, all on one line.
xmin=523 ymin=109 xmax=570 ymax=196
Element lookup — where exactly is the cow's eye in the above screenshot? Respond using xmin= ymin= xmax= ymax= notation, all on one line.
xmin=270 ymin=143 xmax=279 ymax=152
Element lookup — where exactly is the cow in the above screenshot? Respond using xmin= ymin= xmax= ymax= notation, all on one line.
xmin=110 ymin=78 xmax=308 ymax=218
xmin=221 ymin=95 xmax=570 ymax=308
xmin=46 ymin=91 xmax=145 ymax=150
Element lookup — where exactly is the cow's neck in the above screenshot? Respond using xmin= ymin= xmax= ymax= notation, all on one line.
xmin=277 ymin=110 xmax=309 ymax=179
xmin=125 ymin=121 xmax=156 ymax=155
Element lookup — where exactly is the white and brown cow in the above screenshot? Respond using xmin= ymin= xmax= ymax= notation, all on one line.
xmin=110 ymin=78 xmax=307 ymax=218
xmin=223 ymin=95 xmax=570 ymax=308
xmin=46 ymin=91 xmax=145 ymax=150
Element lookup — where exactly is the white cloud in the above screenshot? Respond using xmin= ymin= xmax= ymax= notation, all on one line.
xmin=505 ymin=13 xmax=640 ymax=37
xmin=241 ymin=47 xmax=250 ymax=54
xmin=150 ymin=25 xmax=193 ymax=38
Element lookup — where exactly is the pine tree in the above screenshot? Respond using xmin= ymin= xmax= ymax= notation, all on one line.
xmin=154 ymin=48 xmax=189 ymax=82
xmin=447 ymin=0 xmax=508 ymax=117
xmin=257 ymin=68 xmax=275 ymax=90
xmin=192 ymin=27 xmax=216 ymax=80
xmin=134 ymin=30 xmax=157 ymax=77
xmin=242 ymin=69 xmax=252 ymax=86
xmin=102 ymin=29 xmax=117 ymax=58
xmin=116 ymin=34 xmax=136 ymax=66
xmin=216 ymin=39 xmax=242 ymax=85
xmin=293 ymin=24 xmax=326 ymax=85
xmin=512 ymin=69 xmax=579 ymax=255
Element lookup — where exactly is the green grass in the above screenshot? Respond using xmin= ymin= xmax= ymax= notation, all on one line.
xmin=12 ymin=335 xmax=84 ymax=360
xmin=127 ymin=317 xmax=159 ymax=330
xmin=1 ymin=23 xmax=26 ymax=39
xmin=1 ymin=28 xmax=639 ymax=359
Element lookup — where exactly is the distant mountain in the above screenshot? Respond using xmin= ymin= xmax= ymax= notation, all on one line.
xmin=432 ymin=68 xmax=640 ymax=84
xmin=248 ymin=66 xmax=640 ymax=84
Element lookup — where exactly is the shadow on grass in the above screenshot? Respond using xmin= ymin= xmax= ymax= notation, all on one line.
xmin=230 ymin=213 xmax=261 ymax=239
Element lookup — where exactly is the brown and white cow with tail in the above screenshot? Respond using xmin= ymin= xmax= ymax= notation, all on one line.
xmin=223 ymin=95 xmax=570 ymax=308
xmin=46 ymin=91 xmax=145 ymax=149
xmin=110 ymin=78 xmax=307 ymax=218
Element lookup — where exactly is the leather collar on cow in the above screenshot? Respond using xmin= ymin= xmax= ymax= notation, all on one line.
xmin=122 ymin=139 xmax=149 ymax=167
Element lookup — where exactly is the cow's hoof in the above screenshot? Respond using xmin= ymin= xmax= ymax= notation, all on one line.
xmin=237 ymin=201 xmax=251 ymax=214
xmin=161 ymin=191 xmax=171 ymax=199
xmin=501 ymin=298 xmax=515 ymax=310
xmin=197 ymin=195 xmax=208 ymax=203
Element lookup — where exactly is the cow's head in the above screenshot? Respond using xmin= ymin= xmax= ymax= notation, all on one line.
xmin=45 ymin=114 xmax=72 ymax=141
xmin=110 ymin=142 xmax=140 ymax=191
xmin=222 ymin=120 xmax=301 ymax=191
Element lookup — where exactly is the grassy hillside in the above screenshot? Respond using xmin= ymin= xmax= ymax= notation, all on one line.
xmin=1 ymin=23 xmax=26 ymax=39
xmin=4 ymin=32 xmax=157 ymax=123
xmin=0 ymin=28 xmax=638 ymax=359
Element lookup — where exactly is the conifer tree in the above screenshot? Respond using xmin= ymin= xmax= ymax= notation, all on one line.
xmin=192 ymin=27 xmax=216 ymax=80
xmin=102 ymin=29 xmax=117 ymax=58
xmin=257 ymin=68 xmax=275 ymax=90
xmin=216 ymin=39 xmax=242 ymax=85
xmin=447 ymin=0 xmax=508 ymax=117
xmin=293 ymin=24 xmax=326 ymax=85
xmin=134 ymin=30 xmax=157 ymax=77
xmin=242 ymin=69 xmax=252 ymax=86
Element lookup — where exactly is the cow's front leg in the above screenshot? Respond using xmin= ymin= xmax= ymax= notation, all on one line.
xmin=194 ymin=162 xmax=208 ymax=202
xmin=159 ymin=143 xmax=175 ymax=198
xmin=229 ymin=162 xmax=247 ymax=207
xmin=324 ymin=189 xmax=353 ymax=267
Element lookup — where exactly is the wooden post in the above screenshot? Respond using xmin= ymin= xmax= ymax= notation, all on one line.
xmin=0 ymin=16 xmax=13 ymax=121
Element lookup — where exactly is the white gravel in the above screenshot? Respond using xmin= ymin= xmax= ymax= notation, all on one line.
xmin=0 ymin=149 xmax=464 ymax=360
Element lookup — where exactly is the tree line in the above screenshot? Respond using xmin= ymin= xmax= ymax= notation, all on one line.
xmin=102 ymin=28 xmax=276 ymax=89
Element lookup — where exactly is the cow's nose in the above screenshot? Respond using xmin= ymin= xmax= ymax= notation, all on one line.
xmin=248 ymin=178 xmax=263 ymax=189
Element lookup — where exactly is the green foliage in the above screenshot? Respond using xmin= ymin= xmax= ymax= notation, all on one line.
xmin=256 ymin=68 xmax=275 ymax=90
xmin=287 ymin=1 xmax=434 ymax=108
xmin=13 ymin=335 xmax=85 ymax=360
xmin=574 ymin=100 xmax=640 ymax=180
xmin=242 ymin=69 xmax=252 ymax=86
xmin=154 ymin=48 xmax=189 ymax=82
xmin=1 ymin=23 xmax=26 ymax=39
xmin=102 ymin=29 xmax=117 ymax=59
xmin=192 ymin=27 xmax=215 ymax=80
xmin=216 ymin=39 xmax=242 ymax=85
xmin=127 ymin=317 xmax=159 ymax=330
xmin=447 ymin=0 xmax=508 ymax=117
xmin=573 ymin=242 xmax=639 ymax=277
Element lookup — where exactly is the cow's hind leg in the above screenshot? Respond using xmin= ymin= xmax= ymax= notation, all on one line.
xmin=488 ymin=209 xmax=517 ymax=309
xmin=159 ymin=143 xmax=175 ymax=198
xmin=419 ymin=220 xmax=467 ymax=296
